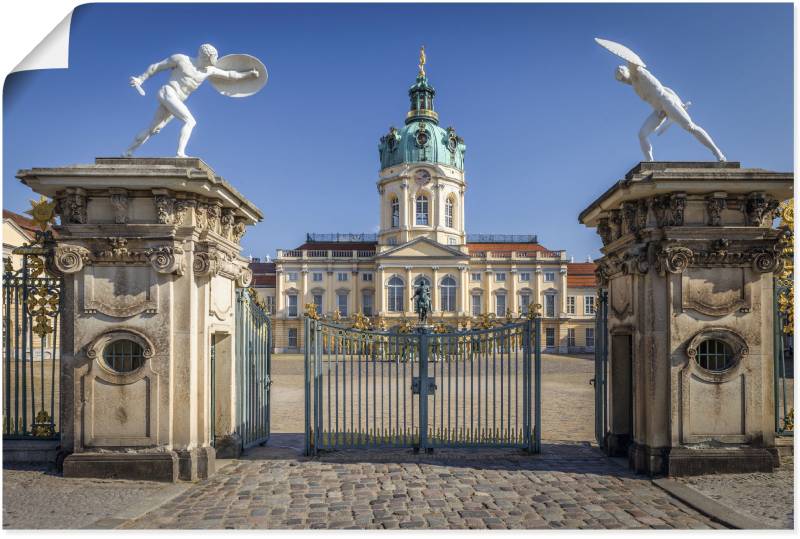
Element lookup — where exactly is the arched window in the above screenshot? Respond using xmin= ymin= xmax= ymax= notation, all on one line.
xmin=440 ymin=276 xmax=457 ymax=312
xmin=445 ymin=197 xmax=454 ymax=228
xmin=416 ymin=195 xmax=429 ymax=225
xmin=388 ymin=276 xmax=404 ymax=312
xmin=390 ymin=196 xmax=400 ymax=228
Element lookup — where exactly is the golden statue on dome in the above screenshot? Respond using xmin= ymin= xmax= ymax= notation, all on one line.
xmin=418 ymin=46 xmax=426 ymax=77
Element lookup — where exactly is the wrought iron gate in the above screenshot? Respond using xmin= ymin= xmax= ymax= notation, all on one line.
xmin=304 ymin=317 xmax=541 ymax=455
xmin=2 ymin=248 xmax=62 ymax=439
xmin=235 ymin=289 xmax=272 ymax=448
xmin=592 ymin=289 xmax=608 ymax=448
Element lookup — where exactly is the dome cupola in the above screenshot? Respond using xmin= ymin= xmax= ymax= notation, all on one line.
xmin=378 ymin=47 xmax=466 ymax=171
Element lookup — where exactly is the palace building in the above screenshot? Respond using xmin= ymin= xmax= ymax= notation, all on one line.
xmin=253 ymin=53 xmax=597 ymax=353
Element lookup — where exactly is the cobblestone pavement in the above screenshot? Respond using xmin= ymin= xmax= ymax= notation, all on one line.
xmin=2 ymin=464 xmax=184 ymax=529
xmin=677 ymin=458 xmax=794 ymax=529
xmin=121 ymin=437 xmax=724 ymax=530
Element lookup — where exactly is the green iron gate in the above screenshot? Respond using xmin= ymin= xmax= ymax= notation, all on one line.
xmin=235 ymin=289 xmax=272 ymax=449
xmin=2 ymin=246 xmax=62 ymax=439
xmin=592 ymin=289 xmax=608 ymax=449
xmin=305 ymin=317 xmax=541 ymax=455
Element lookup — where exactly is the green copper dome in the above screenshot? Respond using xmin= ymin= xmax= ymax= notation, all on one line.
xmin=378 ymin=71 xmax=466 ymax=171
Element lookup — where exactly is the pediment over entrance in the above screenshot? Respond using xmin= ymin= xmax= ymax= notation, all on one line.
xmin=375 ymin=237 xmax=468 ymax=260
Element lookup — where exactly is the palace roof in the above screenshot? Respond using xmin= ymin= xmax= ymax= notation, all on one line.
xmin=566 ymin=262 xmax=597 ymax=287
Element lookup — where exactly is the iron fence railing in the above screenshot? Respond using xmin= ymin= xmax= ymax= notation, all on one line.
xmin=2 ymin=254 xmax=62 ymax=439
xmin=236 ymin=289 xmax=272 ymax=449
xmin=304 ymin=318 xmax=541 ymax=455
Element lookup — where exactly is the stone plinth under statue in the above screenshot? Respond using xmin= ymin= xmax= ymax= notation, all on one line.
xmin=580 ymin=161 xmax=792 ymax=476
xmin=17 ymin=158 xmax=263 ymax=481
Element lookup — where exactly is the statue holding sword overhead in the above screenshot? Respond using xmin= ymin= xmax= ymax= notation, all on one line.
xmin=595 ymin=38 xmax=726 ymax=162
xmin=124 ymin=43 xmax=268 ymax=158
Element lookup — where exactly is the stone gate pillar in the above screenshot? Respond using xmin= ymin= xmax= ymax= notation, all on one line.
xmin=17 ymin=158 xmax=262 ymax=481
xmin=579 ymin=162 xmax=792 ymax=476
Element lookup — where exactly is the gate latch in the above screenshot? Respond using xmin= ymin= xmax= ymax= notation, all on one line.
xmin=411 ymin=377 xmax=437 ymax=395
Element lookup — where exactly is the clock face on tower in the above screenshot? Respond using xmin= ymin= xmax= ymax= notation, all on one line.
xmin=414 ymin=169 xmax=431 ymax=186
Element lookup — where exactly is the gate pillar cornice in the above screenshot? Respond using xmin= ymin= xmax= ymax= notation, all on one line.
xmin=580 ymin=161 xmax=792 ymax=476
xmin=17 ymin=157 xmax=263 ymax=482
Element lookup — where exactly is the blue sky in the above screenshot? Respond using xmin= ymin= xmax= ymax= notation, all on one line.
xmin=3 ymin=3 xmax=793 ymax=260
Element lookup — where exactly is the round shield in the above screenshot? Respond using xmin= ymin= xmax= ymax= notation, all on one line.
xmin=209 ymin=54 xmax=268 ymax=98
xmin=594 ymin=38 xmax=646 ymax=67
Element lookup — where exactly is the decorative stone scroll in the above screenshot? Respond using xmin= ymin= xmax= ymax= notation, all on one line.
xmin=144 ymin=246 xmax=184 ymax=275
xmin=54 ymin=245 xmax=91 ymax=274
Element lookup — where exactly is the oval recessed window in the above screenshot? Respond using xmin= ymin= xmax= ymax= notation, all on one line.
xmin=695 ymin=339 xmax=735 ymax=372
xmin=103 ymin=339 xmax=145 ymax=373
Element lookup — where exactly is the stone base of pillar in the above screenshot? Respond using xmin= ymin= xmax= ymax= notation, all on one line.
xmin=63 ymin=451 xmax=179 ymax=482
xmin=176 ymin=446 xmax=216 ymax=481
xmin=630 ymin=442 xmax=779 ymax=476
xmin=214 ymin=434 xmax=243 ymax=458
xmin=604 ymin=432 xmax=631 ymax=457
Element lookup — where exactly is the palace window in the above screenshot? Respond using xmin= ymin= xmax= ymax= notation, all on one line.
xmin=448 ymin=237 xmax=457 ymax=245
xmin=312 ymin=272 xmax=323 ymax=282
xmin=288 ymin=328 xmax=298 ymax=349
xmin=495 ymin=272 xmax=506 ymax=282
xmin=416 ymin=195 xmax=429 ymax=225
xmin=313 ymin=294 xmax=323 ymax=316
xmin=695 ymin=339 xmax=735 ymax=372
xmin=440 ymin=276 xmax=457 ymax=312
xmin=584 ymin=296 xmax=596 ymax=315
xmin=362 ymin=272 xmax=373 ymax=282
xmin=567 ymin=328 xmax=576 ymax=348
xmin=445 ymin=197 xmax=454 ymax=228
xmin=337 ymin=272 xmax=348 ymax=282
xmin=287 ymin=271 xmax=298 ymax=282
xmin=471 ymin=272 xmax=481 ymax=282
xmin=265 ymin=296 xmax=275 ymax=314
xmin=544 ymin=271 xmax=555 ymax=282
xmin=585 ymin=328 xmax=595 ymax=348
xmin=103 ymin=339 xmax=145 ymax=373
xmin=520 ymin=293 xmax=531 ymax=312
xmin=287 ymin=294 xmax=298 ymax=317
xmin=544 ymin=294 xmax=556 ymax=318
xmin=391 ymin=196 xmax=400 ymax=228
xmin=495 ymin=293 xmax=506 ymax=316
xmin=337 ymin=292 xmax=348 ymax=316
xmin=545 ymin=327 xmax=555 ymax=348
xmin=362 ymin=292 xmax=373 ymax=316
xmin=566 ymin=296 xmax=576 ymax=315
xmin=520 ymin=272 xmax=531 ymax=282
xmin=471 ymin=295 xmax=481 ymax=316
xmin=388 ymin=276 xmax=404 ymax=312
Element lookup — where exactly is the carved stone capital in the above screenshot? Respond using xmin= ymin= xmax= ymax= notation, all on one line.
xmin=59 ymin=187 xmax=88 ymax=224
xmin=597 ymin=218 xmax=612 ymax=246
xmin=174 ymin=199 xmax=194 ymax=226
xmin=153 ymin=193 xmax=175 ymax=225
xmin=220 ymin=209 xmax=235 ymax=240
xmin=54 ymin=245 xmax=91 ymax=274
xmin=232 ymin=220 xmax=246 ymax=244
xmin=669 ymin=193 xmax=686 ymax=226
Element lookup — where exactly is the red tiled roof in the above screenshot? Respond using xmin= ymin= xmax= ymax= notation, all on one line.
xmin=567 ymin=262 xmax=597 ymax=287
xmin=467 ymin=243 xmax=547 ymax=253
xmin=3 ymin=210 xmax=39 ymax=235
xmin=252 ymin=275 xmax=276 ymax=287
xmin=250 ymin=262 xmax=276 ymax=273
xmin=295 ymin=242 xmax=377 ymax=251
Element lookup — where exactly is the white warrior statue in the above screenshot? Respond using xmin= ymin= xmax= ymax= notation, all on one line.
xmin=124 ymin=43 xmax=267 ymax=158
xmin=595 ymin=38 xmax=726 ymax=162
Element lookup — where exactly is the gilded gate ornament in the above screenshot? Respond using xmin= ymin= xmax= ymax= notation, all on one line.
xmin=25 ymin=196 xmax=57 ymax=231
xmin=27 ymin=283 xmax=60 ymax=338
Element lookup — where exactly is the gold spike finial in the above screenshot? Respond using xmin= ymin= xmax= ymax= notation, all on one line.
xmin=418 ymin=45 xmax=426 ymax=77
